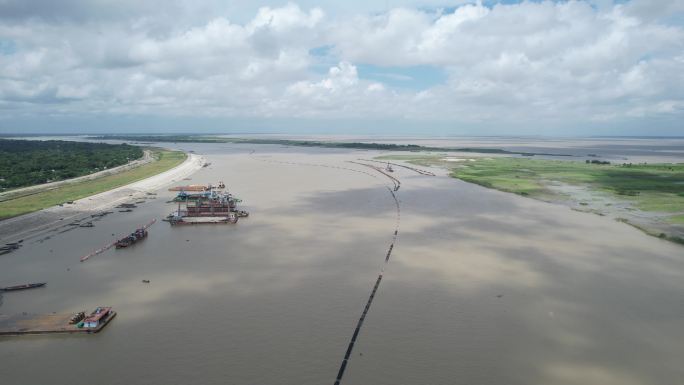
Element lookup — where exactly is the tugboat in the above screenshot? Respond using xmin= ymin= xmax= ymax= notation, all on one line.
xmin=1 ymin=282 xmax=46 ymax=291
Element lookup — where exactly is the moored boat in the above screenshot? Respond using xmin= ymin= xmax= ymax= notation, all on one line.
xmin=1 ymin=282 xmax=46 ymax=291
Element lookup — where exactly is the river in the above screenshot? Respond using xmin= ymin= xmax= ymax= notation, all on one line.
xmin=1 ymin=142 xmax=684 ymax=385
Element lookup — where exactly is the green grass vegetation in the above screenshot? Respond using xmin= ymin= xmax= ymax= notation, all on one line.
xmin=88 ymin=134 xmax=572 ymax=157
xmin=0 ymin=149 xmax=186 ymax=219
xmin=667 ymin=215 xmax=684 ymax=224
xmin=380 ymin=154 xmax=684 ymax=244
xmin=417 ymin=157 xmax=684 ymax=205
xmin=0 ymin=139 xmax=143 ymax=190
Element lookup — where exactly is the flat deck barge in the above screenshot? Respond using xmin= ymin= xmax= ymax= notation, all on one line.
xmin=0 ymin=310 xmax=116 ymax=336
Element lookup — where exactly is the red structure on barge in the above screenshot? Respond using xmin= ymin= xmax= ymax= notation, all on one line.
xmin=82 ymin=307 xmax=114 ymax=329
xmin=166 ymin=183 xmax=247 ymax=225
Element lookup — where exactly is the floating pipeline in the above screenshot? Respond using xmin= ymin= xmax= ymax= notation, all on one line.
xmin=250 ymin=155 xmax=380 ymax=181
xmin=385 ymin=244 xmax=394 ymax=263
xmin=334 ymin=272 xmax=385 ymax=385
xmin=359 ymin=159 xmax=436 ymax=176
xmin=247 ymin=151 xmax=402 ymax=385
xmin=333 ymin=186 xmax=401 ymax=385
xmin=348 ymin=161 xmax=401 ymax=191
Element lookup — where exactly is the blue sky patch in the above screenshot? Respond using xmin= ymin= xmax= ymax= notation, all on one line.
xmin=356 ymin=64 xmax=447 ymax=90
xmin=309 ymin=45 xmax=333 ymax=57
xmin=309 ymin=45 xmax=447 ymax=90
xmin=0 ymin=39 xmax=17 ymax=55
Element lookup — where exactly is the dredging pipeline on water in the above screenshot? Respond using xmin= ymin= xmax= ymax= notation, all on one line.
xmin=348 ymin=161 xmax=401 ymax=191
xmin=333 ymin=186 xmax=400 ymax=385
xmin=359 ymin=159 xmax=436 ymax=176
xmin=246 ymin=151 xmax=403 ymax=384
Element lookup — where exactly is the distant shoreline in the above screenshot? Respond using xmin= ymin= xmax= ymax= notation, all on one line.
xmin=2 ymin=133 xmax=684 ymax=139
xmin=85 ymin=134 xmax=577 ymax=157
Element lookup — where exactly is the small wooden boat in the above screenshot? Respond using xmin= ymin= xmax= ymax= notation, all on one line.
xmin=1 ymin=282 xmax=46 ymax=291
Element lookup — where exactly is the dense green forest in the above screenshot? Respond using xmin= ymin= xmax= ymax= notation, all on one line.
xmin=0 ymin=139 xmax=143 ymax=190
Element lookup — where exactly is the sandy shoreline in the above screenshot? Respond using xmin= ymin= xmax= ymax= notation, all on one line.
xmin=0 ymin=152 xmax=204 ymax=244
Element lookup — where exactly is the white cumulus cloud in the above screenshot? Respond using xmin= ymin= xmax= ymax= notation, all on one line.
xmin=0 ymin=0 xmax=682 ymax=133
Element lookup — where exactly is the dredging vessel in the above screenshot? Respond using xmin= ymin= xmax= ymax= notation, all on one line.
xmin=166 ymin=182 xmax=247 ymax=225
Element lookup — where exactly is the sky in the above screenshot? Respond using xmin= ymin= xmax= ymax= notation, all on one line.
xmin=0 ymin=0 xmax=683 ymax=136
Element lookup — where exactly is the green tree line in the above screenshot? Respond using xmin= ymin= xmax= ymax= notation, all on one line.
xmin=0 ymin=139 xmax=143 ymax=190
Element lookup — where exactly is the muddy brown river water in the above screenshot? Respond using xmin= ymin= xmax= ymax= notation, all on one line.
xmin=1 ymin=142 xmax=684 ymax=385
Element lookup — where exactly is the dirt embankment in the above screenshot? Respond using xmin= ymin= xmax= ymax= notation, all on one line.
xmin=0 ymin=153 xmax=204 ymax=244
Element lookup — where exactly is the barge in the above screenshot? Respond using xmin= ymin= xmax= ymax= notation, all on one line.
xmin=115 ymin=227 xmax=148 ymax=248
xmin=168 ymin=215 xmax=238 ymax=225
xmin=0 ymin=307 xmax=116 ymax=336
xmin=168 ymin=181 xmax=225 ymax=192
xmin=80 ymin=219 xmax=156 ymax=261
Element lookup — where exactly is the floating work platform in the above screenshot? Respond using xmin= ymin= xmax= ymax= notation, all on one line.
xmin=168 ymin=181 xmax=224 ymax=192
xmin=167 ymin=184 xmax=247 ymax=225
xmin=168 ymin=215 xmax=238 ymax=225
xmin=0 ymin=308 xmax=116 ymax=336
